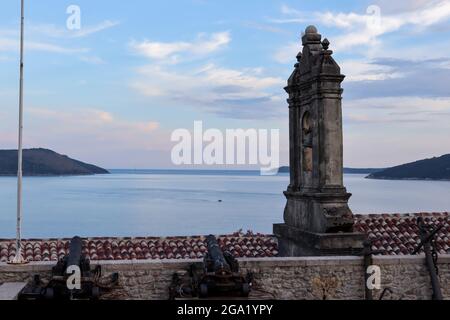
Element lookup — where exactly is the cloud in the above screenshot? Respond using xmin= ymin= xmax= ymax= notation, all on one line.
xmin=343 ymin=95 xmax=450 ymax=167
xmin=373 ymin=0 xmax=444 ymax=14
xmin=343 ymin=96 xmax=450 ymax=128
xmin=345 ymin=113 xmax=427 ymax=124
xmin=0 ymin=103 xmax=287 ymax=168
xmin=344 ymin=128 xmax=450 ymax=167
xmin=272 ymin=1 xmax=450 ymax=52
xmin=71 ymin=20 xmax=120 ymax=38
xmin=344 ymin=57 xmax=450 ymax=99
xmin=28 ymin=108 xmax=160 ymax=134
xmin=28 ymin=20 xmax=120 ymax=39
xmin=0 ymin=107 xmax=168 ymax=168
xmin=274 ymin=50 xmax=406 ymax=82
xmin=28 ymin=42 xmax=89 ymax=54
xmin=79 ymin=55 xmax=106 ymax=64
xmin=273 ymin=54 xmax=448 ymax=97
xmin=0 ymin=20 xmax=118 ymax=56
xmin=345 ymin=96 xmax=450 ymax=112
xmin=273 ymin=42 xmax=299 ymax=64
xmin=277 ymin=1 xmax=450 ymax=31
xmin=130 ymin=31 xmax=231 ymax=63
xmin=340 ymin=60 xmax=404 ymax=82
xmin=131 ymin=63 xmax=284 ymax=118
xmin=243 ymin=22 xmax=290 ymax=34
xmin=0 ymin=37 xmax=89 ymax=54
xmin=130 ymin=30 xmax=284 ymax=119
xmin=268 ymin=4 xmax=308 ymax=24
xmin=0 ymin=33 xmax=89 ymax=55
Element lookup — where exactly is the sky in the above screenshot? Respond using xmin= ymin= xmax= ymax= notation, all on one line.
xmin=1 ymin=0 xmax=450 ymax=169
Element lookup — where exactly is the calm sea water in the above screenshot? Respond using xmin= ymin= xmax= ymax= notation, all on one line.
xmin=0 ymin=170 xmax=449 ymax=238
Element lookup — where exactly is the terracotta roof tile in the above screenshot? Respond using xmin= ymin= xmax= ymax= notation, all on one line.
xmin=1 ymin=213 xmax=449 ymax=262
xmin=0 ymin=231 xmax=278 ymax=263
xmin=354 ymin=212 xmax=450 ymax=255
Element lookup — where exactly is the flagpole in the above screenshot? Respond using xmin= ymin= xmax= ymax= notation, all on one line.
xmin=10 ymin=0 xmax=27 ymax=265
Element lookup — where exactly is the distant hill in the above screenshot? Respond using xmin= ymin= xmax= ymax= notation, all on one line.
xmin=367 ymin=154 xmax=450 ymax=181
xmin=0 ymin=148 xmax=109 ymax=176
xmin=278 ymin=166 xmax=382 ymax=174
xmin=343 ymin=167 xmax=383 ymax=174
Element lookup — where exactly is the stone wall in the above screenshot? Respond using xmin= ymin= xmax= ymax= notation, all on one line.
xmin=1 ymin=255 xmax=449 ymax=300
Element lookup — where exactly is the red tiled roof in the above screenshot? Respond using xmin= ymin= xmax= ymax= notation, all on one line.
xmin=0 ymin=231 xmax=278 ymax=263
xmin=354 ymin=212 xmax=450 ymax=255
xmin=1 ymin=212 xmax=449 ymax=262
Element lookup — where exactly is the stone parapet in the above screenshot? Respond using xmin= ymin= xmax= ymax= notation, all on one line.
xmin=2 ymin=255 xmax=449 ymax=300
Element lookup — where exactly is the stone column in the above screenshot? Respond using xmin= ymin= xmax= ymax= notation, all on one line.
xmin=274 ymin=26 xmax=365 ymax=257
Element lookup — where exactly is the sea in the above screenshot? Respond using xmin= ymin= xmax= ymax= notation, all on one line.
xmin=0 ymin=170 xmax=449 ymax=238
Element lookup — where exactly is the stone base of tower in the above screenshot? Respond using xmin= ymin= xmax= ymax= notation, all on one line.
xmin=283 ymin=190 xmax=355 ymax=234
xmin=273 ymin=224 xmax=365 ymax=257
xmin=275 ymin=190 xmax=366 ymax=257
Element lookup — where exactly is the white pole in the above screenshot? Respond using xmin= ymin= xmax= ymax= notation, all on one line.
xmin=11 ymin=0 xmax=26 ymax=265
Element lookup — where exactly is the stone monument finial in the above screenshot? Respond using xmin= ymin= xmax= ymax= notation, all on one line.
xmin=302 ymin=25 xmax=321 ymax=46
xmin=305 ymin=25 xmax=318 ymax=34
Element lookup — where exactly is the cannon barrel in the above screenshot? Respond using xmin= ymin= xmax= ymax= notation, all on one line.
xmin=205 ymin=235 xmax=230 ymax=274
xmin=67 ymin=236 xmax=83 ymax=268
xmin=19 ymin=236 xmax=120 ymax=300
xmin=169 ymin=235 xmax=251 ymax=299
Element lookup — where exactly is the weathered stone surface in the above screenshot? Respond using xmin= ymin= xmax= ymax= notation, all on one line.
xmin=1 ymin=255 xmax=449 ymax=300
xmin=275 ymin=25 xmax=365 ymax=256
xmin=274 ymin=224 xmax=365 ymax=256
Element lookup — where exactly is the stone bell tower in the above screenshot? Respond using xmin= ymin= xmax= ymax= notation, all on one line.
xmin=274 ymin=26 xmax=365 ymax=256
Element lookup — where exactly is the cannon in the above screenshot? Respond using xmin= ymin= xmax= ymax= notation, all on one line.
xmin=169 ymin=235 xmax=252 ymax=299
xmin=19 ymin=236 xmax=119 ymax=300
xmin=198 ymin=235 xmax=251 ymax=298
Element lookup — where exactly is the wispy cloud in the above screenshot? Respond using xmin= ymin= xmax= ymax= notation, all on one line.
xmin=340 ymin=60 xmax=404 ymax=82
xmin=130 ymin=31 xmax=231 ymax=63
xmin=243 ymin=22 xmax=290 ymax=34
xmin=132 ymin=63 xmax=283 ymax=118
xmin=28 ymin=20 xmax=120 ymax=39
xmin=345 ymin=113 xmax=428 ymax=124
xmin=71 ymin=20 xmax=120 ymax=38
xmin=28 ymin=108 xmax=159 ymax=133
xmin=273 ymin=42 xmax=299 ymax=64
xmin=130 ymin=30 xmax=284 ymax=118
xmin=272 ymin=2 xmax=450 ymax=96
xmin=272 ymin=1 xmax=450 ymax=52
xmin=79 ymin=55 xmax=106 ymax=65
xmin=0 ymin=20 xmax=119 ymax=56
xmin=374 ymin=0 xmax=446 ymax=14
xmin=345 ymin=96 xmax=450 ymax=112
xmin=27 ymin=41 xmax=89 ymax=54
xmin=0 ymin=37 xmax=89 ymax=54
xmin=0 ymin=107 xmax=166 ymax=168
xmin=343 ymin=57 xmax=450 ymax=99
xmin=344 ymin=96 xmax=450 ymax=128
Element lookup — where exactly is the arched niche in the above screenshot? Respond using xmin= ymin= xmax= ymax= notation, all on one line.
xmin=302 ymin=111 xmax=313 ymax=173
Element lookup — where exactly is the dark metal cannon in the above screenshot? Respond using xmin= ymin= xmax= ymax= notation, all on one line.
xmin=19 ymin=236 xmax=119 ymax=300
xmin=169 ymin=235 xmax=252 ymax=299
xmin=204 ymin=234 xmax=232 ymax=275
